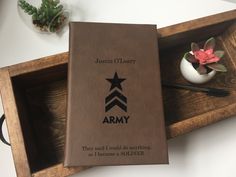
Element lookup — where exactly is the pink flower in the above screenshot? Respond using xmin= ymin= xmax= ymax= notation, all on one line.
xmin=194 ymin=49 xmax=220 ymax=65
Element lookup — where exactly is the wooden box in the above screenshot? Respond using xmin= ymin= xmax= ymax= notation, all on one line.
xmin=0 ymin=10 xmax=236 ymax=177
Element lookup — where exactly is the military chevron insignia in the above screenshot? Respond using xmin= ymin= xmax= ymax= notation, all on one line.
xmin=105 ymin=72 xmax=127 ymax=112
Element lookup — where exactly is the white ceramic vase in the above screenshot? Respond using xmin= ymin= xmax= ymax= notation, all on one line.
xmin=180 ymin=57 xmax=216 ymax=84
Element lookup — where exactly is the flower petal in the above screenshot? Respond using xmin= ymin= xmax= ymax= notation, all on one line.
xmin=194 ymin=50 xmax=208 ymax=64
xmin=184 ymin=52 xmax=198 ymax=63
xmin=206 ymin=56 xmax=220 ymax=63
xmin=205 ymin=49 xmax=213 ymax=55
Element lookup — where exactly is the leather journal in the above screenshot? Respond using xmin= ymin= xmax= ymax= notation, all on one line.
xmin=64 ymin=22 xmax=168 ymax=166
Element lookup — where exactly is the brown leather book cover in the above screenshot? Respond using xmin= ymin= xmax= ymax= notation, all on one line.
xmin=64 ymin=22 xmax=168 ymax=166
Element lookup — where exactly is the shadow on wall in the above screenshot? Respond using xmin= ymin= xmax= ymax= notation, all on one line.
xmin=0 ymin=0 xmax=5 ymax=31
xmin=222 ymin=0 xmax=236 ymax=3
xmin=68 ymin=1 xmax=87 ymax=21
xmin=167 ymin=134 xmax=190 ymax=168
xmin=0 ymin=0 xmax=13 ymax=32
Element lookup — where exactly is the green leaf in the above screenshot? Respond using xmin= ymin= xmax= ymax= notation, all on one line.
xmin=19 ymin=0 xmax=37 ymax=15
xmin=184 ymin=52 xmax=197 ymax=63
xmin=196 ymin=65 xmax=207 ymax=75
xmin=206 ymin=63 xmax=227 ymax=72
xmin=28 ymin=10 xmax=34 ymax=15
xmin=214 ymin=50 xmax=224 ymax=58
xmin=204 ymin=37 xmax=216 ymax=51
xmin=191 ymin=42 xmax=200 ymax=53
xmin=54 ymin=0 xmax=60 ymax=6
xmin=32 ymin=14 xmax=37 ymax=20
xmin=20 ymin=0 xmax=64 ymax=33
xmin=38 ymin=14 xmax=43 ymax=20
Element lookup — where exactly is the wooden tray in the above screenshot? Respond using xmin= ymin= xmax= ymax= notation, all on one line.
xmin=0 ymin=10 xmax=236 ymax=177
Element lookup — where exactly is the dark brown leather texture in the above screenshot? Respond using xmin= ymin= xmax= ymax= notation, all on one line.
xmin=64 ymin=22 xmax=168 ymax=166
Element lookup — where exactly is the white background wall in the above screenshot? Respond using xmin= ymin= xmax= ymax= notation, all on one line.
xmin=0 ymin=0 xmax=236 ymax=177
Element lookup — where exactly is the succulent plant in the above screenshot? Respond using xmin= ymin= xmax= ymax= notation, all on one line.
xmin=184 ymin=37 xmax=227 ymax=75
xmin=18 ymin=0 xmax=67 ymax=32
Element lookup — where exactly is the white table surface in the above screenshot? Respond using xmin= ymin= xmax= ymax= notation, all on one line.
xmin=0 ymin=0 xmax=236 ymax=177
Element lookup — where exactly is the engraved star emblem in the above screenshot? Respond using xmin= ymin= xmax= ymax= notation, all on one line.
xmin=106 ymin=72 xmax=126 ymax=91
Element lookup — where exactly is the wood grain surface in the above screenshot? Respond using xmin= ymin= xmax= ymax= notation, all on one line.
xmin=0 ymin=69 xmax=31 ymax=177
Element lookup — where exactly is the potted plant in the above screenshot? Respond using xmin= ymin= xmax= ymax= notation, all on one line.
xmin=18 ymin=0 xmax=69 ymax=33
xmin=180 ymin=37 xmax=227 ymax=84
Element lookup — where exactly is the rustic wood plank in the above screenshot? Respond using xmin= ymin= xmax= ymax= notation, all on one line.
xmin=8 ymin=52 xmax=68 ymax=77
xmin=32 ymin=164 xmax=89 ymax=177
xmin=221 ymin=22 xmax=236 ymax=69
xmin=158 ymin=9 xmax=236 ymax=37
xmin=25 ymin=80 xmax=67 ymax=171
xmin=166 ymin=103 xmax=236 ymax=138
xmin=0 ymin=69 xmax=31 ymax=177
